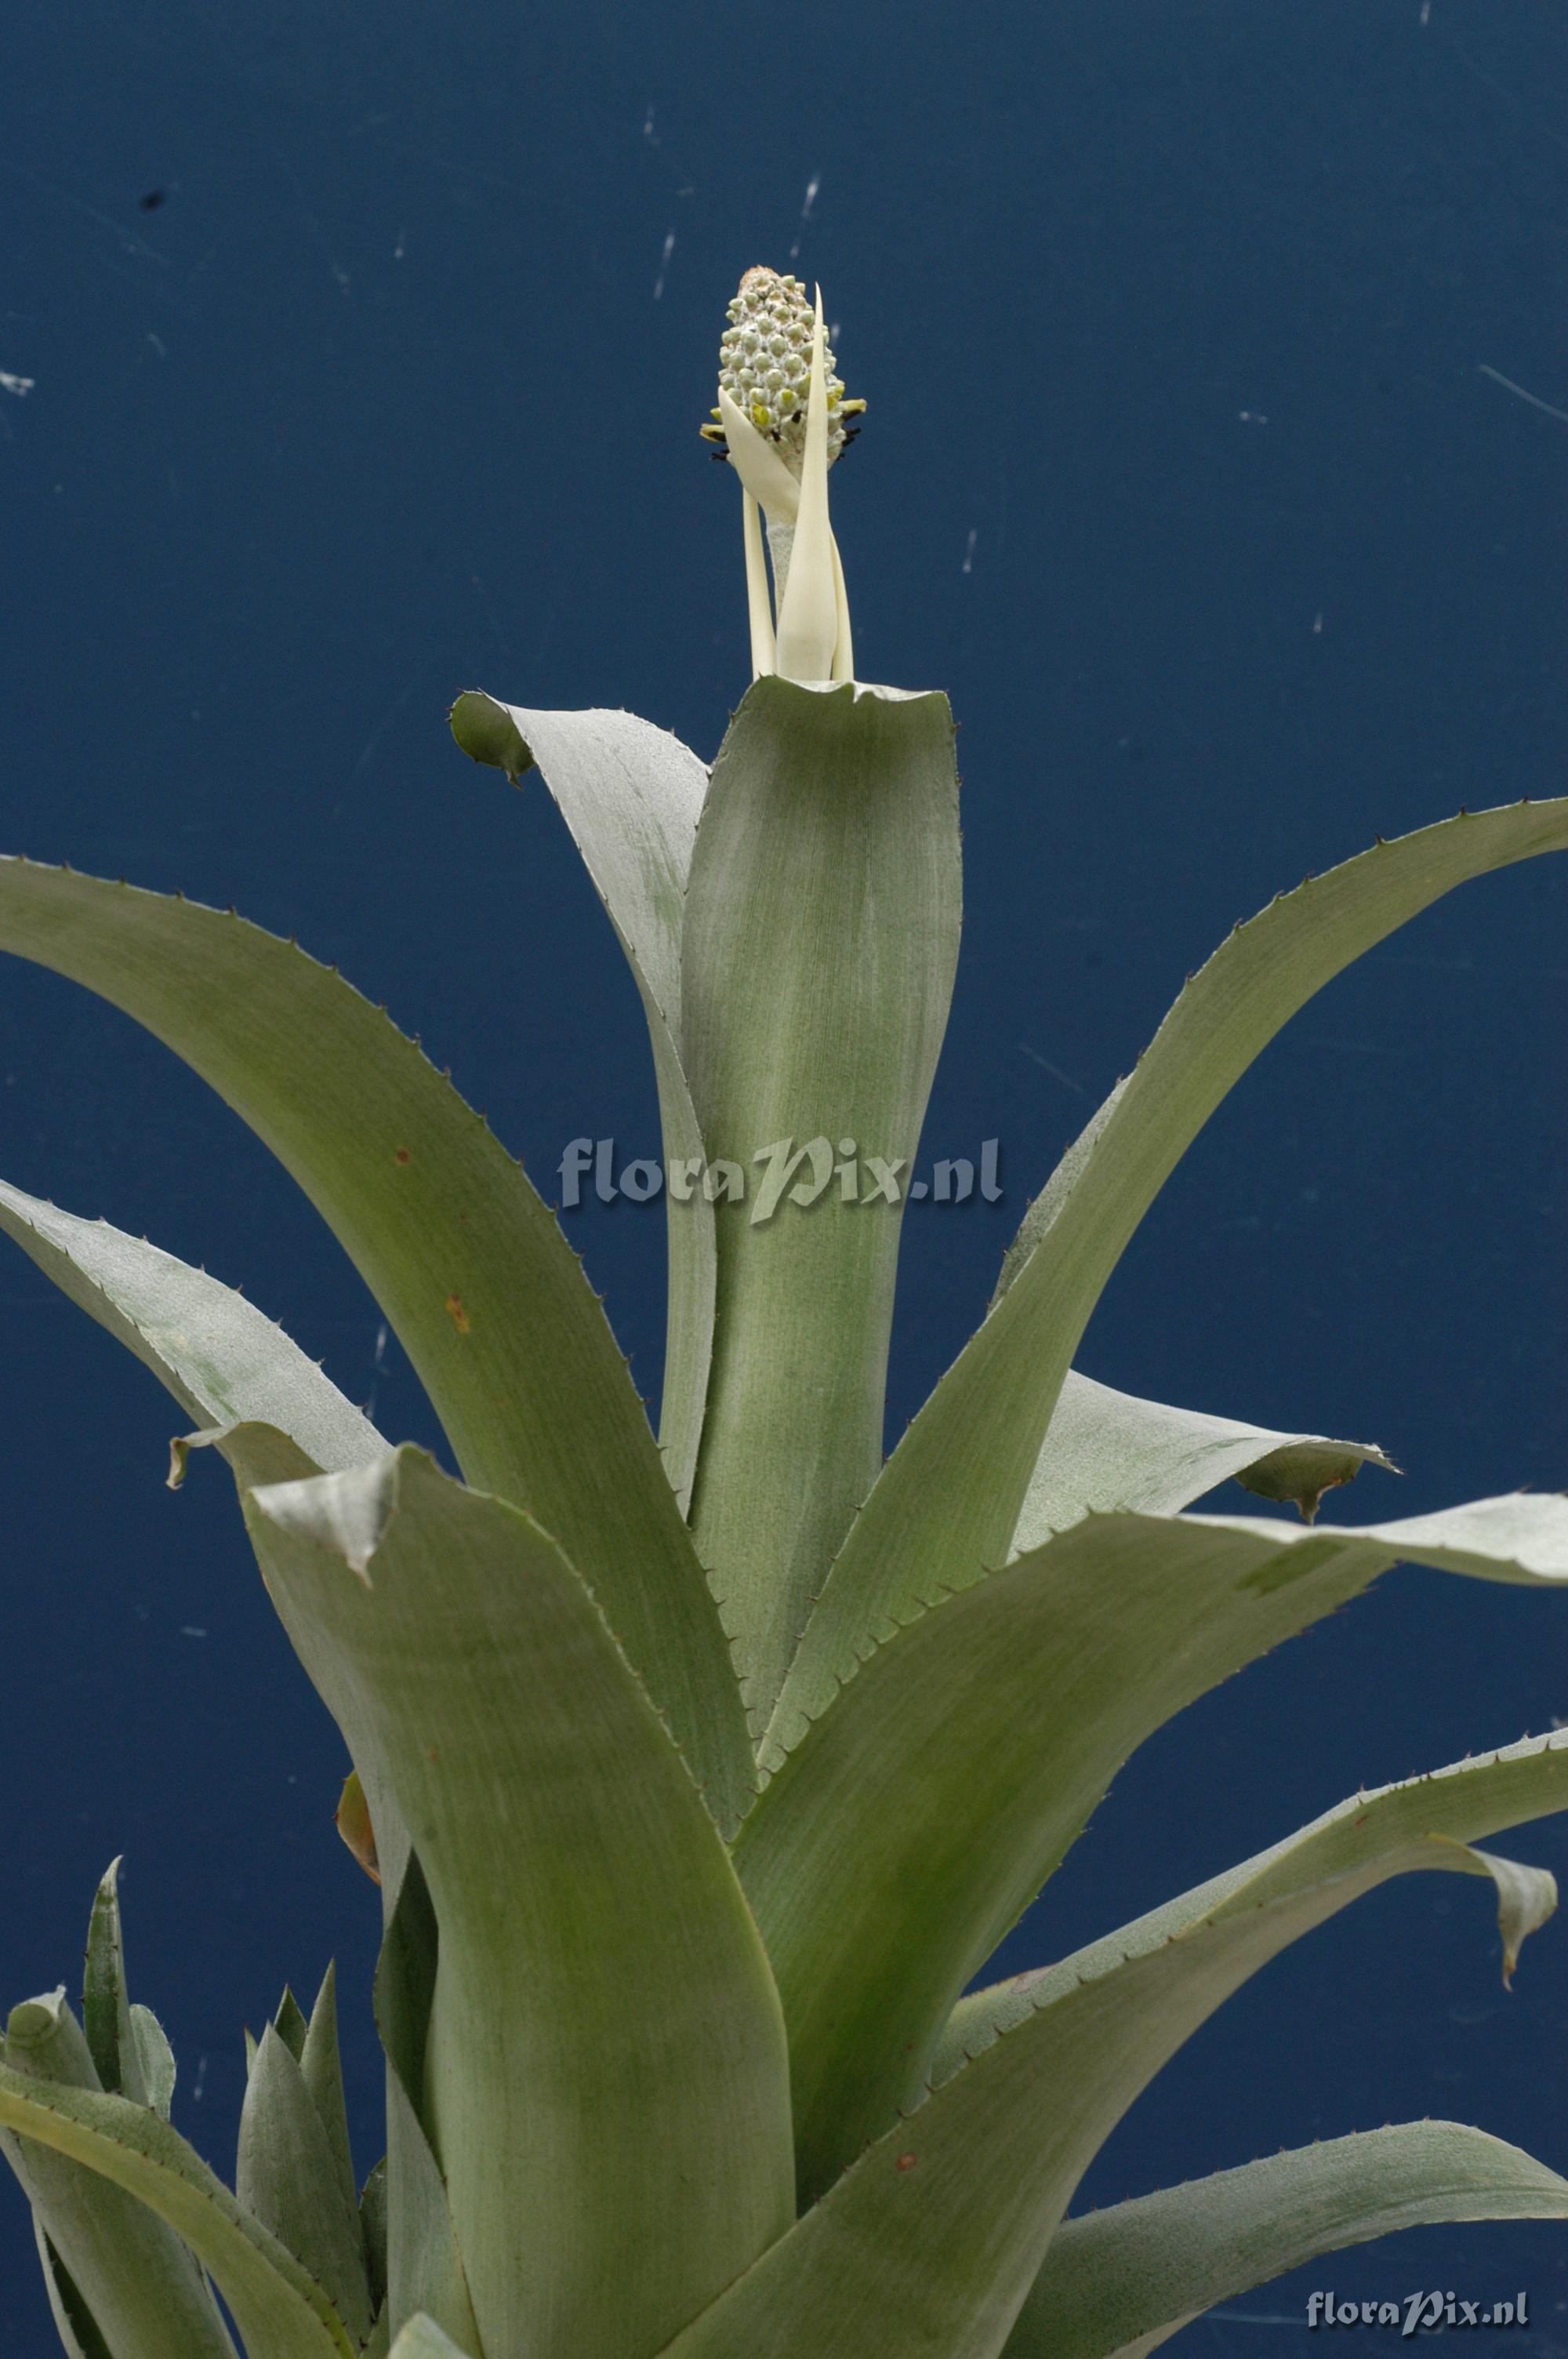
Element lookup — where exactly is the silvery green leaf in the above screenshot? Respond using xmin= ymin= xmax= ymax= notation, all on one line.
xmin=127 ymin=2008 xmax=175 ymax=2122
xmin=665 ymin=1734 xmax=1568 ymax=2359
xmin=1004 ymin=2124 xmax=1568 ymax=2359
xmin=0 ymin=1177 xmax=387 ymax=1476
xmin=244 ymin=1446 xmax=793 ymax=2359
xmin=359 ymin=2157 xmax=388 ymax=2323
xmin=299 ymin=1964 xmax=358 ymax=2225
xmin=2 ymin=1990 xmax=241 ymax=2359
xmin=0 ymin=2046 xmax=354 ymax=2358
xmin=271 ymin=1988 xmax=308 ymax=2065
xmin=373 ymin=1852 xmax=481 ymax=2352
xmin=681 ymin=677 xmax=962 ymax=1723
xmin=236 ymin=2024 xmax=373 ymax=2340
xmin=82 ymin=1859 xmax=147 ymax=2107
xmin=34 ymin=2222 xmax=114 ymax=2359
xmin=0 ymin=858 xmax=753 ymax=1836
xmin=753 ymin=1491 xmax=1568 ymax=2200
xmin=450 ymin=689 xmax=714 ymax=1516
xmin=1014 ymin=1369 xmax=1396 ymax=1546
xmin=792 ymin=795 xmax=1568 ymax=1709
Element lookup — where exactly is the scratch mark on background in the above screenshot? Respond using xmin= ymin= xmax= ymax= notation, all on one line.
xmin=1443 ymin=35 xmax=1568 ymax=152
xmin=789 ymin=173 xmax=821 ymax=261
xmin=962 ymin=527 xmax=977 ymax=575
xmin=1478 ymin=363 xmax=1568 ymax=425
xmin=1021 ymin=1042 xmax=1085 ymax=1093
xmin=365 ymin=1321 xmax=388 ymax=1421
xmin=334 ymin=674 xmax=419 ymax=816
xmin=270 ymin=147 xmax=354 ymax=295
xmin=653 ymin=229 xmax=676 ymax=300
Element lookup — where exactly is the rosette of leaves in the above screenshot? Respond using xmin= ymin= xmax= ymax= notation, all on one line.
xmin=2 ymin=269 xmax=1568 ymax=2359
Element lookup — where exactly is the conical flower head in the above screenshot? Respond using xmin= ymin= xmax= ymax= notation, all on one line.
xmin=710 ymin=267 xmax=862 ymax=477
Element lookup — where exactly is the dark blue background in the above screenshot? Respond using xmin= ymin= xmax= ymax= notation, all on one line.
xmin=2 ymin=2 xmax=1565 ymax=2346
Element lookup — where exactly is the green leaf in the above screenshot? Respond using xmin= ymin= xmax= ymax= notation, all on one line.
xmin=1014 ymin=1370 xmax=1397 ymax=1546
xmin=271 ymin=1989 xmax=309 ymax=2066
xmin=663 ymin=1733 xmax=1568 ymax=2359
xmin=374 ymin=1851 xmax=438 ymax=2139
xmin=372 ymin=1852 xmax=482 ymax=2354
xmin=1196 ymin=1490 xmax=1568 ymax=1588
xmin=236 ymin=2025 xmax=374 ymax=2340
xmin=1004 ymin=2123 xmax=1568 ymax=2359
xmin=791 ymin=796 xmax=1568 ymax=1709
xmin=451 ymin=690 xmax=714 ymax=1516
xmin=299 ymin=1964 xmax=358 ymax=2226
xmin=82 ymin=1859 xmax=147 ymax=2107
xmin=385 ymin=2074 xmax=482 ymax=2356
xmin=0 ymin=858 xmax=753 ymax=1836
xmin=750 ymin=1492 xmax=1568 ymax=2201
xmin=3 ymin=1990 xmax=328 ymax=2359
xmin=180 ymin=1418 xmax=421 ymax=1906
xmin=14 ymin=1161 xmax=423 ymax=1888
xmin=681 ymin=678 xmax=962 ymax=1723
xmin=359 ymin=2157 xmax=389 ymax=2322
xmin=0 ymin=1194 xmax=419 ymax=1886
xmin=5 ymin=1995 xmax=236 ymax=2359
xmin=34 ymin=2223 xmax=116 ymax=2359
xmin=127 ymin=2008 xmax=175 ymax=2121
xmin=0 ymin=1177 xmax=387 ymax=1476
xmin=244 ymin=1446 xmax=793 ymax=2359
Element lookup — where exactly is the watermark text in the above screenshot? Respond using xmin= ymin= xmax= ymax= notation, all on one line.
xmin=557 ymin=1136 xmax=1003 ymax=1222
xmin=1305 ymin=2290 xmax=1529 ymax=2335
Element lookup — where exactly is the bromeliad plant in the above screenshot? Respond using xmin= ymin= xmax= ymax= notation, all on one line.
xmin=2 ymin=266 xmax=1567 ymax=2359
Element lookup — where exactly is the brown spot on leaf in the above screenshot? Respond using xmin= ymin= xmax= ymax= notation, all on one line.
xmin=445 ymin=1294 xmax=470 ymax=1333
xmin=895 ymin=2153 xmax=917 ymax=2172
xmin=394 ymin=1147 xmax=410 ymax=1165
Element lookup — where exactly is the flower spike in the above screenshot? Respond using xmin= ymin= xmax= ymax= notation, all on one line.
xmin=705 ymin=267 xmax=863 ymax=682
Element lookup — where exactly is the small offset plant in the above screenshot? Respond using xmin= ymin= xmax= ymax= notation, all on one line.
xmin=3 ymin=266 xmax=1568 ymax=2359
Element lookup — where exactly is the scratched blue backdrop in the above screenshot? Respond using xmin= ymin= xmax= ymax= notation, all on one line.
xmin=2 ymin=0 xmax=1566 ymax=2346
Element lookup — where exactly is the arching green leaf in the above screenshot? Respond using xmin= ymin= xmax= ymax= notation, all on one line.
xmin=751 ymin=1492 xmax=1568 ymax=2200
xmin=0 ymin=1178 xmax=387 ymax=1475
xmin=0 ymin=860 xmax=752 ymax=1834
xmin=1014 ymin=1369 xmax=1396 ymax=1546
xmin=0 ymin=2057 xmax=354 ymax=2359
xmin=1004 ymin=2123 xmax=1568 ymax=2359
xmin=788 ymin=797 xmax=1568 ymax=1716
xmin=665 ymin=1733 xmax=1568 ymax=2359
